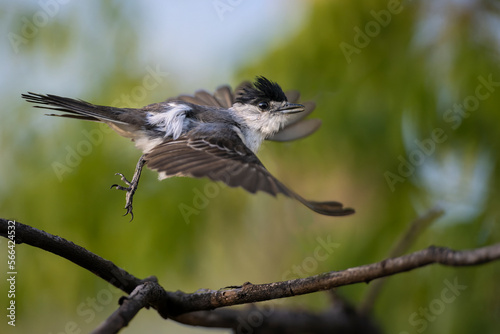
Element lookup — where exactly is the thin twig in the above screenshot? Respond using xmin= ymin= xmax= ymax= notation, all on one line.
xmin=359 ymin=206 xmax=445 ymax=313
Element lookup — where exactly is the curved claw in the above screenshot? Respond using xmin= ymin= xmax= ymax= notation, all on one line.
xmin=111 ymin=173 xmax=136 ymax=221
xmin=123 ymin=205 xmax=134 ymax=222
xmin=111 ymin=184 xmax=131 ymax=191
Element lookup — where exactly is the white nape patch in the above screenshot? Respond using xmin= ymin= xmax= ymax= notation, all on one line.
xmin=147 ymin=103 xmax=191 ymax=139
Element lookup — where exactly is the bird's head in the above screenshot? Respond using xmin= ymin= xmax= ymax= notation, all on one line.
xmin=232 ymin=76 xmax=304 ymax=136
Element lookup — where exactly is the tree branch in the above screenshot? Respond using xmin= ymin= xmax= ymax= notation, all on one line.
xmin=158 ymin=243 xmax=500 ymax=316
xmin=172 ymin=302 xmax=381 ymax=334
xmin=0 ymin=218 xmax=141 ymax=293
xmin=91 ymin=281 xmax=168 ymax=334
xmin=2 ymin=218 xmax=499 ymax=333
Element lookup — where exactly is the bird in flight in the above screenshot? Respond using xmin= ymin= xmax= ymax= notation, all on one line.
xmin=22 ymin=77 xmax=354 ymax=219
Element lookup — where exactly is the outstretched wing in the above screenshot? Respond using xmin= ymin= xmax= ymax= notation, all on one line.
xmin=145 ymin=129 xmax=354 ymax=216
xmin=167 ymin=83 xmax=322 ymax=142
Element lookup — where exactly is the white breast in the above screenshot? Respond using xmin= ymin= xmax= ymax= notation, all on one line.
xmin=240 ymin=128 xmax=265 ymax=153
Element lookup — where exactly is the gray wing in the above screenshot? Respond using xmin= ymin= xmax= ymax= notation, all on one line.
xmin=145 ymin=131 xmax=354 ymax=216
xmin=167 ymin=83 xmax=322 ymax=142
xmin=168 ymin=85 xmax=234 ymax=109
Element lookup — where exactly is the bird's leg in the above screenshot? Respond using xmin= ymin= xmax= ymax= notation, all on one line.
xmin=111 ymin=155 xmax=147 ymax=221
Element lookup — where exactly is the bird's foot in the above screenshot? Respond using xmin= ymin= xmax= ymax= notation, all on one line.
xmin=111 ymin=173 xmax=136 ymax=220
xmin=112 ymin=172 xmax=133 ymax=191
xmin=110 ymin=155 xmax=146 ymax=221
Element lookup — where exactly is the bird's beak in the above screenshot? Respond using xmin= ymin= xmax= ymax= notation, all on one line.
xmin=278 ymin=102 xmax=305 ymax=114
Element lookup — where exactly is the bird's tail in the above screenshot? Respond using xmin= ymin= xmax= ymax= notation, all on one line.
xmin=22 ymin=92 xmax=129 ymax=125
xmin=273 ymin=178 xmax=355 ymax=216
xmin=294 ymin=196 xmax=355 ymax=216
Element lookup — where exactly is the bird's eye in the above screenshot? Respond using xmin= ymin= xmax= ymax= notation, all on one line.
xmin=258 ymin=102 xmax=269 ymax=111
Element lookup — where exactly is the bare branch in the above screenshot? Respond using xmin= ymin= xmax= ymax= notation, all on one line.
xmin=91 ymin=282 xmax=168 ymax=334
xmin=159 ymin=243 xmax=500 ymax=315
xmin=0 ymin=218 xmax=141 ymax=293
xmin=172 ymin=304 xmax=381 ymax=334
xmin=2 ymin=218 xmax=499 ymax=333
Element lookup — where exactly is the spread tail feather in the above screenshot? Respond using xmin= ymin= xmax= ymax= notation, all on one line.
xmin=22 ymin=92 xmax=128 ymax=124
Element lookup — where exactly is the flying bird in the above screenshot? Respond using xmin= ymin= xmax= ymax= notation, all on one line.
xmin=22 ymin=77 xmax=354 ymax=219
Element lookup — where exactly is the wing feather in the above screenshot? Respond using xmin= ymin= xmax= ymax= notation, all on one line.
xmin=213 ymin=85 xmax=234 ymax=108
xmin=194 ymin=90 xmax=220 ymax=106
xmin=145 ymin=132 xmax=354 ymax=216
xmin=285 ymin=90 xmax=300 ymax=103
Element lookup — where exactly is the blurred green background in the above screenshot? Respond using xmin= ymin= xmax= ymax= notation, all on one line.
xmin=1 ymin=0 xmax=499 ymax=333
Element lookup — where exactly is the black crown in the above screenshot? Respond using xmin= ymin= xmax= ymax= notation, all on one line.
xmin=235 ymin=76 xmax=287 ymax=105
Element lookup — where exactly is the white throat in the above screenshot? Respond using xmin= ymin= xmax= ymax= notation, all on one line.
xmin=230 ymin=105 xmax=288 ymax=153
